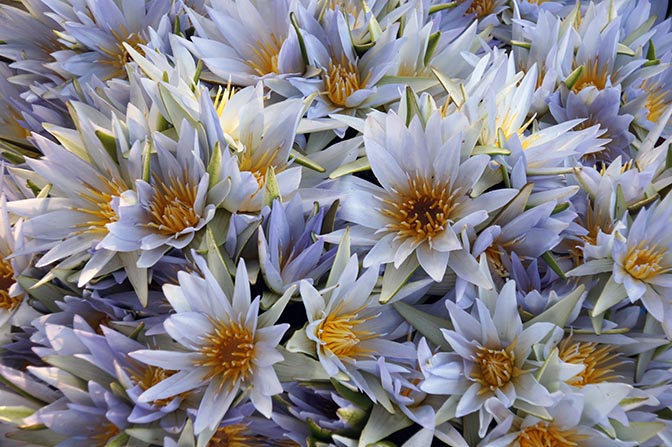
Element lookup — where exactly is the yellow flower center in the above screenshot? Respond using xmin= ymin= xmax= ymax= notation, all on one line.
xmin=382 ymin=177 xmax=459 ymax=243
xmin=247 ymin=33 xmax=282 ymax=76
xmin=559 ymin=338 xmax=621 ymax=387
xmin=466 ymin=0 xmax=499 ymax=17
xmin=130 ymin=364 xmax=185 ymax=408
xmin=196 ymin=319 xmax=255 ymax=388
xmin=324 ymin=55 xmax=369 ymax=107
xmin=517 ymin=422 xmax=587 ymax=447
xmin=147 ymin=174 xmax=200 ymax=236
xmin=641 ymin=80 xmax=671 ymax=123
xmin=74 ymin=176 xmax=127 ymax=235
xmin=0 ymin=258 xmax=19 ymax=311
xmin=471 ymin=344 xmax=520 ymax=392
xmin=572 ymin=59 xmax=608 ymax=93
xmin=318 ymin=302 xmax=376 ymax=359
xmin=90 ymin=421 xmax=121 ymax=447
xmin=623 ymin=241 xmax=667 ymax=281
xmin=208 ymin=423 xmax=300 ymax=447
xmin=101 ymin=29 xmax=146 ymax=79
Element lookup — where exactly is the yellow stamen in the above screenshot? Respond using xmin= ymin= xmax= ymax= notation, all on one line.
xmin=572 ymin=58 xmax=608 ymax=93
xmin=130 ymin=364 xmax=186 ymax=408
xmin=90 ymin=421 xmax=121 ymax=447
xmin=318 ymin=301 xmax=377 ymax=359
xmin=146 ymin=174 xmax=200 ymax=236
xmin=382 ymin=177 xmax=459 ymax=243
xmin=100 ymin=28 xmax=146 ymax=79
xmin=73 ymin=176 xmax=127 ymax=235
xmin=195 ymin=318 xmax=255 ymax=388
xmin=214 ymin=80 xmax=236 ymax=117
xmin=0 ymin=258 xmax=20 ymax=311
xmin=247 ymin=33 xmax=282 ymax=76
xmin=517 ymin=422 xmax=588 ymax=447
xmin=324 ymin=54 xmax=369 ymax=108
xmin=623 ymin=241 xmax=668 ymax=281
xmin=559 ymin=338 xmax=622 ymax=387
xmin=208 ymin=423 xmax=300 ymax=447
xmin=471 ymin=342 xmax=521 ymax=392
xmin=466 ymin=0 xmax=499 ymax=18
xmin=641 ymin=79 xmax=671 ymax=123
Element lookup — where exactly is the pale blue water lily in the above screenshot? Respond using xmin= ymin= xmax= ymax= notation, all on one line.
xmin=100 ymin=123 xmax=216 ymax=268
xmin=330 ymin=109 xmax=515 ymax=284
xmin=45 ymin=0 xmax=173 ymax=81
xmin=420 ymin=281 xmax=557 ymax=437
xmin=189 ymin=0 xmax=304 ymax=86
xmin=130 ymin=257 xmax=289 ymax=437
xmin=289 ymin=8 xmax=406 ymax=120
xmin=299 ymin=254 xmax=415 ymax=401
xmin=258 ymin=196 xmax=335 ymax=294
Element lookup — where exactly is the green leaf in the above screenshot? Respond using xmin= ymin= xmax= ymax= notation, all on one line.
xmin=393 ymin=301 xmax=452 ymax=350
xmin=17 ymin=276 xmax=67 ymax=313
xmin=106 ymin=432 xmax=130 ymax=447
xmin=290 ymin=12 xmax=309 ymax=66
xmin=95 ymin=129 xmax=119 ymax=163
xmin=404 ymin=85 xmax=424 ymax=127
xmin=646 ymin=39 xmax=656 ymax=60
xmin=379 ymin=257 xmax=420 ymax=304
xmin=510 ymin=40 xmax=532 ymax=49
xmin=431 ymin=67 xmax=465 ymax=108
xmin=207 ymin=142 xmax=222 ymax=189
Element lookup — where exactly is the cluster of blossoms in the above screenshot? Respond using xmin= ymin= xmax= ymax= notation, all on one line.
xmin=1 ymin=0 xmax=672 ymax=446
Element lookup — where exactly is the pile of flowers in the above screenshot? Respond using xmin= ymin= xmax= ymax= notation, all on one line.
xmin=1 ymin=0 xmax=672 ymax=445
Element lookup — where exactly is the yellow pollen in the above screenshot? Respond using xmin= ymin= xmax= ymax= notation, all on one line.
xmin=466 ymin=0 xmax=499 ymax=18
xmin=318 ymin=301 xmax=376 ymax=359
xmin=471 ymin=343 xmax=520 ymax=392
xmin=195 ymin=319 xmax=255 ymax=388
xmin=641 ymin=80 xmax=671 ymax=123
xmin=214 ymin=81 xmax=236 ymax=117
xmin=0 ymin=258 xmax=19 ymax=311
xmin=100 ymin=28 xmax=146 ymax=79
xmin=623 ymin=241 xmax=668 ymax=281
xmin=73 ymin=176 xmax=127 ymax=235
xmin=208 ymin=423 xmax=300 ymax=447
xmin=237 ymin=146 xmax=283 ymax=190
xmin=382 ymin=177 xmax=459 ymax=243
xmin=558 ymin=338 xmax=622 ymax=387
xmin=517 ymin=422 xmax=588 ymax=447
xmin=90 ymin=421 xmax=121 ymax=447
xmin=324 ymin=55 xmax=369 ymax=108
xmin=572 ymin=58 xmax=608 ymax=93
xmin=147 ymin=174 xmax=200 ymax=236
xmin=130 ymin=364 xmax=184 ymax=408
xmin=485 ymin=246 xmax=509 ymax=278
xmin=247 ymin=33 xmax=282 ymax=76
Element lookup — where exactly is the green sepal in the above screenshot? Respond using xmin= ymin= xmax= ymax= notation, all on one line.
xmin=510 ymin=40 xmax=532 ymax=49
xmin=617 ymin=42 xmax=635 ymax=56
xmin=563 ymin=65 xmax=584 ymax=91
xmin=541 ymin=251 xmax=566 ymax=280
xmin=424 ymin=31 xmax=441 ymax=66
xmin=429 ymin=2 xmax=458 ymax=13
xmin=290 ymin=148 xmax=327 ymax=172
xmin=329 ymin=156 xmax=370 ymax=179
xmin=393 ymin=301 xmax=452 ymax=350
xmin=379 ymin=256 xmax=419 ymax=304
